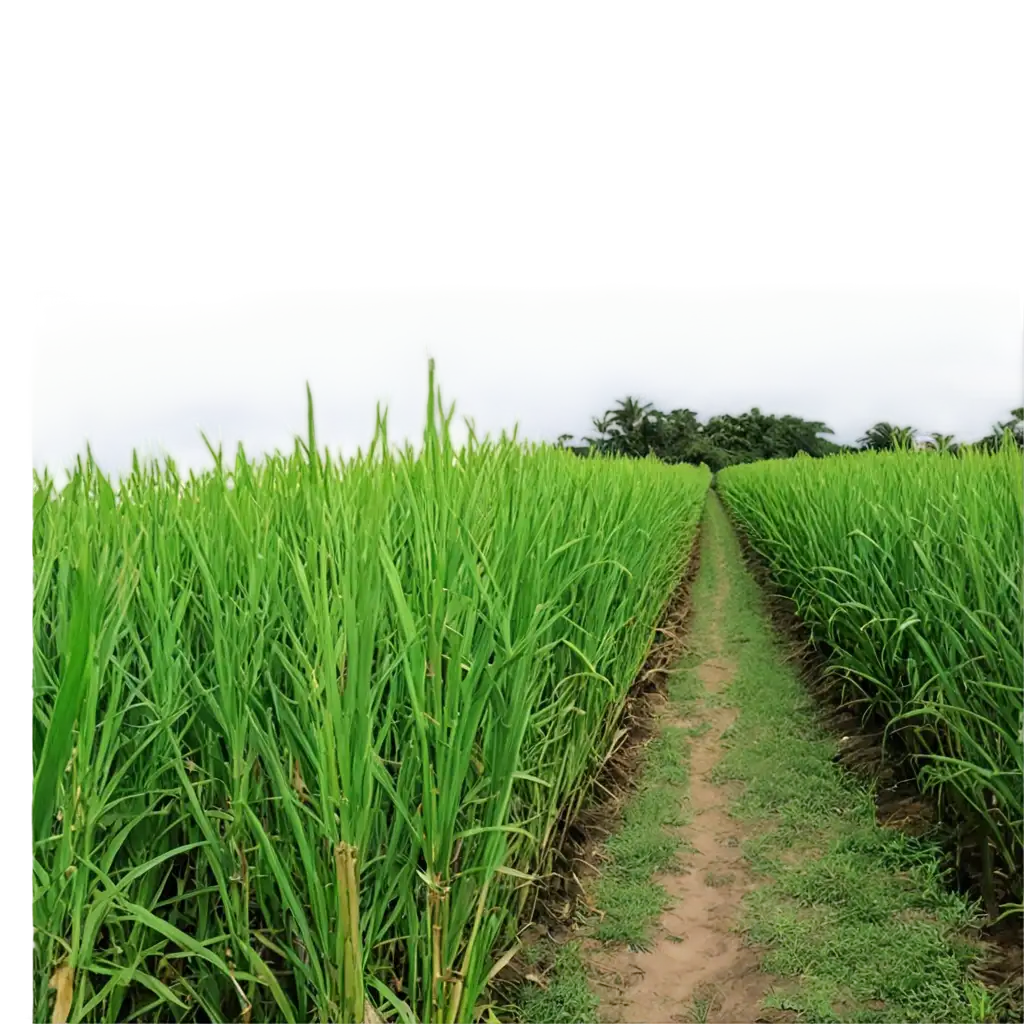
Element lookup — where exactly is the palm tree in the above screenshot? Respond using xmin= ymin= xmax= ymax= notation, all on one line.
xmin=602 ymin=397 xmax=659 ymax=457
xmin=1000 ymin=408 xmax=1024 ymax=448
xmin=857 ymin=422 xmax=916 ymax=451
xmin=582 ymin=414 xmax=614 ymax=453
xmin=890 ymin=426 xmax=917 ymax=450
xmin=926 ymin=433 xmax=958 ymax=454
xmin=978 ymin=409 xmax=1024 ymax=451
xmin=857 ymin=422 xmax=888 ymax=450
xmin=610 ymin=397 xmax=655 ymax=432
xmin=763 ymin=414 xmax=835 ymax=459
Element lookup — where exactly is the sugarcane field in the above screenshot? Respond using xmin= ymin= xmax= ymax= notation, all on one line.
xmin=32 ymin=366 xmax=1023 ymax=1024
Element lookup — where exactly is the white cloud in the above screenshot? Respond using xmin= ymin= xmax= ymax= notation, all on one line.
xmin=33 ymin=289 xmax=1023 ymax=477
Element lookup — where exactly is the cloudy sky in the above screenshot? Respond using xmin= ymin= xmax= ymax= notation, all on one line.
xmin=32 ymin=289 xmax=1023 ymax=476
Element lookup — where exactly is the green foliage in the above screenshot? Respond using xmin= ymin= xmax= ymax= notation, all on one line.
xmin=977 ymin=408 xmax=1024 ymax=453
xmin=700 ymin=497 xmax=994 ymax=1024
xmin=717 ymin=445 xmax=1024 ymax=912
xmin=578 ymin=399 xmax=836 ymax=470
xmin=513 ymin=942 xmax=599 ymax=1024
xmin=592 ymin=725 xmax=693 ymax=946
xmin=857 ymin=422 xmax=918 ymax=451
xmin=32 ymin=365 xmax=709 ymax=1023
xmin=573 ymin=403 xmax=1023 ymax=466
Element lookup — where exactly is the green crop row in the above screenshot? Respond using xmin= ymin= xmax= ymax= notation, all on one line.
xmin=32 ymin=366 xmax=709 ymax=1023
xmin=717 ymin=444 xmax=1023 ymax=911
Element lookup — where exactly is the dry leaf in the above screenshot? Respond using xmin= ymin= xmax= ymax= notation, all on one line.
xmin=292 ymin=759 xmax=309 ymax=803
xmin=49 ymin=964 xmax=73 ymax=1024
xmin=364 ymin=999 xmax=384 ymax=1023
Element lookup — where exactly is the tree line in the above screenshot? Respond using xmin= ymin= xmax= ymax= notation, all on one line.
xmin=559 ymin=400 xmax=1024 ymax=472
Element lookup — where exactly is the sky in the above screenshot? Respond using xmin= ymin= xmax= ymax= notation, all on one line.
xmin=25 ymin=280 xmax=1024 ymax=471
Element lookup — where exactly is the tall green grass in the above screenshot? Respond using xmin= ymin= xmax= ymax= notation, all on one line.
xmin=32 ymin=365 xmax=709 ymax=1023
xmin=717 ymin=444 xmax=1023 ymax=911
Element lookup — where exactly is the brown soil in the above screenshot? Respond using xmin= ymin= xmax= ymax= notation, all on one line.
xmin=587 ymin=532 xmax=785 ymax=1024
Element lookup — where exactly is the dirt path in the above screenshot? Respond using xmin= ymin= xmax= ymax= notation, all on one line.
xmin=588 ymin=501 xmax=777 ymax=1024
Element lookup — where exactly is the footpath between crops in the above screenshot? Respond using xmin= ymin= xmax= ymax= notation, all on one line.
xmin=516 ymin=495 xmax=1010 ymax=1024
